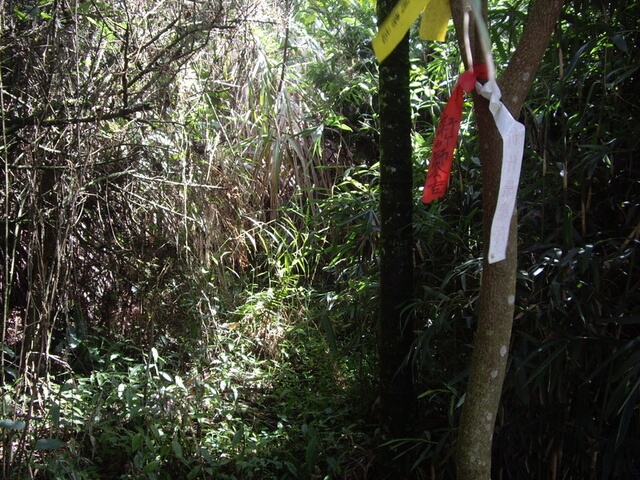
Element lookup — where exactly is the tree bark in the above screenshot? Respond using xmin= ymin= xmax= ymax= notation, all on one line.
xmin=450 ymin=1 xmax=564 ymax=479
xmin=376 ymin=0 xmax=415 ymax=476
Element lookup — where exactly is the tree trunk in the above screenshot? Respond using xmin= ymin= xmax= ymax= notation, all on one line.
xmin=376 ymin=0 xmax=415 ymax=476
xmin=450 ymin=1 xmax=565 ymax=478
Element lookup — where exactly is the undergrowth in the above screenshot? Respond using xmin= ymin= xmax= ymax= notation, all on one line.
xmin=1 ymin=319 xmax=376 ymax=479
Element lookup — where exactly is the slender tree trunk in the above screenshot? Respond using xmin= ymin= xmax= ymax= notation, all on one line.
xmin=23 ymin=164 xmax=58 ymax=373
xmin=376 ymin=0 xmax=415 ymax=476
xmin=450 ymin=1 xmax=565 ymax=478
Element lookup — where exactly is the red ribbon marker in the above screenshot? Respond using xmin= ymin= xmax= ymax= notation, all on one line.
xmin=422 ymin=64 xmax=488 ymax=203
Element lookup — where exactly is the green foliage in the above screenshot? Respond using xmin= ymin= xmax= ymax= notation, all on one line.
xmin=398 ymin=2 xmax=640 ymax=478
xmin=497 ymin=5 xmax=640 ymax=477
xmin=1 ymin=323 xmax=373 ymax=479
xmin=2 ymin=0 xmax=640 ymax=478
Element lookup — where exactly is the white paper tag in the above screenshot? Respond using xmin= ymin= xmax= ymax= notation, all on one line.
xmin=477 ymin=80 xmax=525 ymax=264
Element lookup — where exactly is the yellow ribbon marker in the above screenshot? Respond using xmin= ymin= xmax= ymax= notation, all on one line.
xmin=372 ymin=0 xmax=427 ymax=63
xmin=372 ymin=0 xmax=451 ymax=63
xmin=419 ymin=0 xmax=451 ymax=42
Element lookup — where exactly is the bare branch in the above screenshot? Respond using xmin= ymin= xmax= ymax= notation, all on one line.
xmin=5 ymin=103 xmax=152 ymax=134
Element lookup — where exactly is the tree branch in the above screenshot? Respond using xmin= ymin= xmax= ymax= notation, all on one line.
xmin=4 ymin=103 xmax=153 ymax=134
xmin=500 ymin=0 xmax=565 ymax=113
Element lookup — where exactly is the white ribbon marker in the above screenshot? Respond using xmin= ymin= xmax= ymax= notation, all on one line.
xmin=477 ymin=80 xmax=526 ymax=264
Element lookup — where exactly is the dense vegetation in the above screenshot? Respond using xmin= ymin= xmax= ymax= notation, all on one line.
xmin=1 ymin=0 xmax=638 ymax=478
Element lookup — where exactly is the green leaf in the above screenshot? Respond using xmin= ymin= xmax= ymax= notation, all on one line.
xmin=199 ymin=447 xmax=215 ymax=465
xmin=305 ymin=434 xmax=318 ymax=469
xmin=142 ymin=460 xmax=161 ymax=473
xmin=319 ymin=313 xmax=338 ymax=356
xmin=1 ymin=343 xmax=15 ymax=357
xmin=34 ymin=438 xmax=66 ymax=450
xmin=12 ymin=7 xmax=26 ymax=20
xmin=605 ymin=65 xmax=638 ymax=89
xmin=611 ymin=34 xmax=628 ymax=54
xmin=131 ymin=432 xmax=143 ymax=451
xmin=50 ymin=403 xmax=61 ymax=430
xmin=171 ymin=439 xmax=184 ymax=459
xmin=187 ymin=466 xmax=202 ymax=479
xmin=231 ymin=427 xmax=244 ymax=448
xmin=0 ymin=419 xmax=26 ymax=430
xmin=615 ymin=388 xmax=637 ymax=450
xmin=564 ymin=39 xmax=596 ymax=80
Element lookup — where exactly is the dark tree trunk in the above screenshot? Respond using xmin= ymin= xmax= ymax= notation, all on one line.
xmin=376 ymin=0 xmax=415 ymax=477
